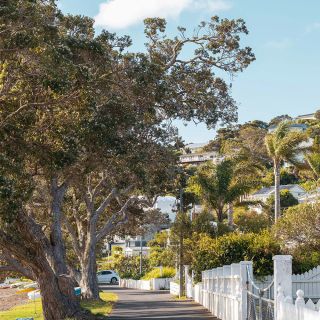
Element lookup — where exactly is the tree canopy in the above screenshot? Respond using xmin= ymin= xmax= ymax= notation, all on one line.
xmin=0 ymin=0 xmax=255 ymax=317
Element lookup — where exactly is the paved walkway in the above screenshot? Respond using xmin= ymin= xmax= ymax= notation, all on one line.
xmin=102 ymin=286 xmax=216 ymax=319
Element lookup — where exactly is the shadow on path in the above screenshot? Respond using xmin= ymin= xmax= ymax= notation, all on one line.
xmin=102 ymin=285 xmax=217 ymax=320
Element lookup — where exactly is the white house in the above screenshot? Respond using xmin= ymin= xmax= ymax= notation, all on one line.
xmin=180 ymin=142 xmax=222 ymax=166
xmin=295 ymin=112 xmax=316 ymax=121
xmin=298 ymin=187 xmax=320 ymax=203
xmin=249 ymin=184 xmax=307 ymax=203
xmin=179 ymin=151 xmax=220 ymax=165
xmin=124 ymin=246 xmax=150 ymax=257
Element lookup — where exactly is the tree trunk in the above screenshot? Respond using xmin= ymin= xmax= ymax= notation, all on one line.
xmin=274 ymin=161 xmax=281 ymax=222
xmin=227 ymin=203 xmax=234 ymax=227
xmin=80 ymin=244 xmax=100 ymax=300
xmin=217 ymin=206 xmax=224 ymax=222
xmin=179 ymin=230 xmax=184 ymax=298
xmin=37 ymin=265 xmax=94 ymax=320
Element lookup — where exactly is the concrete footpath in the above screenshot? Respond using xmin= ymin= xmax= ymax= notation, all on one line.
xmin=102 ymin=286 xmax=217 ymax=319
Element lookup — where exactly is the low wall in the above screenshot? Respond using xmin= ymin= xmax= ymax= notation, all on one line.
xmin=170 ymin=281 xmax=180 ymax=296
xmin=120 ymin=278 xmax=172 ymax=290
xmin=194 ymin=283 xmax=203 ymax=303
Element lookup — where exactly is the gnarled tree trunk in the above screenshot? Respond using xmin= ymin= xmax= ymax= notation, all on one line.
xmin=80 ymin=241 xmax=100 ymax=300
xmin=37 ymin=268 xmax=83 ymax=320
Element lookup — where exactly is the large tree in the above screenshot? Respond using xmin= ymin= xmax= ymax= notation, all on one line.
xmin=265 ymin=122 xmax=307 ymax=222
xmin=0 ymin=1 xmax=255 ymax=318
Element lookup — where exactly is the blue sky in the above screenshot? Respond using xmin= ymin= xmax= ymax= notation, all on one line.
xmin=59 ymin=0 xmax=320 ymax=143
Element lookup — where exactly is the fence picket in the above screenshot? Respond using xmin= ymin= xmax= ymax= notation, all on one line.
xmin=306 ymin=299 xmax=316 ymax=310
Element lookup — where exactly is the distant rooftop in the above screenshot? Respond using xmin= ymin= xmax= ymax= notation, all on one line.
xmin=253 ymin=184 xmax=306 ymax=196
xmin=295 ymin=113 xmax=316 ymax=120
xmin=268 ymin=123 xmax=308 ymax=132
xmin=185 ymin=142 xmax=208 ymax=150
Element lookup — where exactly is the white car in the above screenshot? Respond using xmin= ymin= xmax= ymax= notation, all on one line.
xmin=97 ymin=270 xmax=119 ymax=284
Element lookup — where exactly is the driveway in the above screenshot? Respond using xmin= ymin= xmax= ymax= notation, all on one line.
xmin=101 ymin=285 xmax=216 ymax=319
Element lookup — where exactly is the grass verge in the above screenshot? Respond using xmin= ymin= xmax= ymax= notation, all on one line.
xmin=173 ymin=295 xmax=189 ymax=301
xmin=0 ymin=292 xmax=117 ymax=320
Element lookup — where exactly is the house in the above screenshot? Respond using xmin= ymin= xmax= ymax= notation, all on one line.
xmin=268 ymin=123 xmax=308 ymax=133
xmin=180 ymin=151 xmax=220 ymax=165
xmin=107 ymin=234 xmax=152 ymax=257
xmin=249 ymin=184 xmax=307 ymax=203
xmin=295 ymin=113 xmax=317 ymax=121
xmin=106 ymin=197 xmax=174 ymax=256
xmin=124 ymin=246 xmax=150 ymax=257
xmin=180 ymin=142 xmax=221 ymax=166
xmin=298 ymin=188 xmax=320 ymax=204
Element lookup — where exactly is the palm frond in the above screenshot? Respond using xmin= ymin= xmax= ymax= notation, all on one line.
xmin=306 ymin=152 xmax=320 ymax=179
xmin=276 ymin=131 xmax=308 ymax=159
xmin=274 ymin=121 xmax=291 ymax=141
xmin=265 ymin=134 xmax=276 ymax=158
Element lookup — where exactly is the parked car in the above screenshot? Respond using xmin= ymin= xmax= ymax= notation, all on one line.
xmin=97 ymin=270 xmax=119 ymax=284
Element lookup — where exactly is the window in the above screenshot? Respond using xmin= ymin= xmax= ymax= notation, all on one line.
xmin=101 ymin=271 xmax=112 ymax=275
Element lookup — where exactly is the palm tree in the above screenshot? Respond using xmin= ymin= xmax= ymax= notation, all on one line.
xmin=306 ymin=153 xmax=320 ymax=180
xmin=265 ymin=121 xmax=307 ymax=222
xmin=187 ymin=159 xmax=256 ymax=224
xmin=305 ymin=136 xmax=320 ymax=181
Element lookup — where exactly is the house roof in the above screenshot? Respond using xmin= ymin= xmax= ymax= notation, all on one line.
xmin=295 ymin=113 xmax=316 ymax=120
xmin=253 ymin=184 xmax=306 ymax=196
xmin=186 ymin=142 xmax=208 ymax=148
xmin=268 ymin=123 xmax=308 ymax=131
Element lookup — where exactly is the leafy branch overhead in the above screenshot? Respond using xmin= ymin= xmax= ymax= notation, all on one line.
xmin=143 ymin=17 xmax=255 ymax=127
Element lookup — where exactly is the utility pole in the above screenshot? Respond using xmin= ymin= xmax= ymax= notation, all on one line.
xmin=179 ymin=187 xmax=184 ymax=298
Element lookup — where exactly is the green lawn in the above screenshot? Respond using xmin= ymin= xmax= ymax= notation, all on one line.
xmin=0 ymin=292 xmax=117 ymax=320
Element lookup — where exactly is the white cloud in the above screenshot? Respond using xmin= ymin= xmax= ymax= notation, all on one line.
xmin=94 ymin=0 xmax=231 ymax=29
xmin=265 ymin=38 xmax=292 ymax=50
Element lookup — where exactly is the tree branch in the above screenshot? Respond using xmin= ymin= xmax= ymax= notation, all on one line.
xmin=96 ymin=195 xmax=139 ymax=242
xmin=0 ymin=251 xmax=35 ymax=280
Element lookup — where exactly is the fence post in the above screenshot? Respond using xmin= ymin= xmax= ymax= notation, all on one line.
xmin=295 ymin=289 xmax=305 ymax=320
xmin=273 ymin=255 xmax=292 ymax=320
xmin=231 ymin=263 xmax=241 ymax=320
xmin=240 ymin=261 xmax=253 ymax=320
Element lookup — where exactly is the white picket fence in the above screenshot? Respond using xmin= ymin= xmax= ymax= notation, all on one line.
xmin=278 ymin=288 xmax=320 ymax=320
xmin=120 ymin=277 xmax=172 ymax=290
xmin=255 ymin=265 xmax=320 ymax=301
xmin=293 ymin=266 xmax=320 ymax=300
xmin=185 ymin=256 xmax=320 ymax=320
xmin=194 ymin=262 xmax=251 ymax=320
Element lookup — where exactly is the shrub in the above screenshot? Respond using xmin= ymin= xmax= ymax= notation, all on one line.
xmin=148 ymin=248 xmax=176 ymax=268
xmin=234 ymin=207 xmax=270 ymax=233
xmin=111 ymin=246 xmax=123 ymax=254
xmin=99 ymin=254 xmax=151 ymax=280
xmin=141 ymin=267 xmax=176 ymax=280
xmin=192 ymin=231 xmax=281 ymax=281
xmin=273 ymin=202 xmax=320 ymax=273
